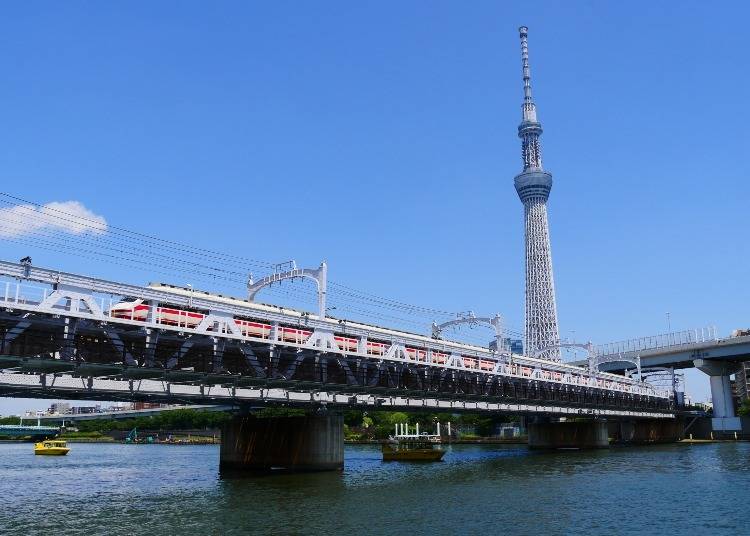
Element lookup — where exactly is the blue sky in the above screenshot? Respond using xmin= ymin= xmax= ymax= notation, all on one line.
xmin=1 ymin=1 xmax=748 ymax=413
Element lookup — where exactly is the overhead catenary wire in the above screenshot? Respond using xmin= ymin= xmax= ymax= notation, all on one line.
xmin=0 ymin=195 xmax=508 ymax=317
xmin=0 ymin=195 xmax=456 ymax=312
xmin=0 ymin=228 xmax=524 ymax=342
xmin=0 ymin=193 xmax=275 ymax=271
xmin=0 ymin=198 xmax=268 ymax=276
xmin=0 ymin=193 xmax=524 ymax=343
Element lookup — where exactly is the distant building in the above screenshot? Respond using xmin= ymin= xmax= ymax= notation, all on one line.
xmin=49 ymin=402 xmax=71 ymax=415
xmin=506 ymin=338 xmax=523 ymax=355
xmin=107 ymin=403 xmax=135 ymax=412
xmin=489 ymin=338 xmax=524 ymax=355
xmin=133 ymin=402 xmax=164 ymax=410
xmin=71 ymin=405 xmax=101 ymax=415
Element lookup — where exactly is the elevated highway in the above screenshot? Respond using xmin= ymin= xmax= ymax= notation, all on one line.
xmin=572 ymin=330 xmax=750 ymax=431
xmin=579 ymin=331 xmax=750 ymax=372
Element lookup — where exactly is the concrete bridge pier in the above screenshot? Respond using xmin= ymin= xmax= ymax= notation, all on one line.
xmin=694 ymin=358 xmax=741 ymax=433
xmin=220 ymin=413 xmax=344 ymax=473
xmin=527 ymin=419 xmax=609 ymax=449
xmin=609 ymin=419 xmax=684 ymax=444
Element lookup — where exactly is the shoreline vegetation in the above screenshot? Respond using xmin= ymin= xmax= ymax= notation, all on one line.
xmin=2 ymin=397 xmax=747 ymax=443
xmin=0 ymin=408 xmax=521 ymax=443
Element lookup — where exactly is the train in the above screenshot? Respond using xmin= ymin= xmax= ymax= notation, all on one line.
xmin=109 ymin=295 xmax=504 ymax=371
xmin=107 ymin=283 xmax=640 ymax=391
xmin=108 ymin=285 xmax=512 ymax=373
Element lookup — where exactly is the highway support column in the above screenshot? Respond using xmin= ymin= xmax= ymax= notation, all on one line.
xmin=694 ymin=359 xmax=742 ymax=434
xmin=527 ymin=419 xmax=609 ymax=449
xmin=220 ymin=413 xmax=344 ymax=473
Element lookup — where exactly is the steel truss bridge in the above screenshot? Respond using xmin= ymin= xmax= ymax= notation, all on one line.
xmin=0 ymin=260 xmax=672 ymax=419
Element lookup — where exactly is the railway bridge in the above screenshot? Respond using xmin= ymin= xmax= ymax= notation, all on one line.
xmin=0 ymin=259 xmax=676 ymax=470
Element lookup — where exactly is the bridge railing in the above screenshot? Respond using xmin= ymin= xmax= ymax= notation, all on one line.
xmin=1 ymin=281 xmax=118 ymax=312
xmin=595 ymin=327 xmax=718 ymax=358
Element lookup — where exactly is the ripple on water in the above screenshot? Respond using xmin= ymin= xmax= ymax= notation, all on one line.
xmin=1 ymin=442 xmax=748 ymax=535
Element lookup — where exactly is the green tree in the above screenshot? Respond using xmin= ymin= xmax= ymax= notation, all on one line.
xmin=72 ymin=410 xmax=233 ymax=434
xmin=0 ymin=416 xmax=21 ymax=425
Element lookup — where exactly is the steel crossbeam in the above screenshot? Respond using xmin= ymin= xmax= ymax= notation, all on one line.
xmin=0 ymin=371 xmax=672 ymax=419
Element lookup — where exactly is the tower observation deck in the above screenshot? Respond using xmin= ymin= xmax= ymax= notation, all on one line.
xmin=513 ymin=26 xmax=561 ymax=362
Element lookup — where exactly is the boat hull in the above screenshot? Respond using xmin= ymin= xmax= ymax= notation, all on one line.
xmin=382 ymin=444 xmax=445 ymax=462
xmin=34 ymin=448 xmax=70 ymax=456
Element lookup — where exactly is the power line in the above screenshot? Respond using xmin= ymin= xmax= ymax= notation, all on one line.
xmin=0 ymin=193 xmax=523 ymax=339
xmin=0 ymin=193 xmax=275 ymax=271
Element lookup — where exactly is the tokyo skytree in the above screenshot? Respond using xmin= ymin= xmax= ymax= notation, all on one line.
xmin=513 ymin=26 xmax=561 ymax=361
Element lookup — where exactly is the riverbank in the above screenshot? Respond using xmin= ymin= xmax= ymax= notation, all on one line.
xmin=679 ymin=438 xmax=750 ymax=444
xmin=345 ymin=437 xmax=527 ymax=445
xmin=64 ymin=437 xmax=115 ymax=443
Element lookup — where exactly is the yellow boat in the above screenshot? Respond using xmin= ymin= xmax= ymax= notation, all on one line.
xmin=34 ymin=439 xmax=70 ymax=456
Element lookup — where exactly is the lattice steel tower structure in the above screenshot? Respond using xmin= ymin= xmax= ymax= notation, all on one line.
xmin=514 ymin=26 xmax=561 ymax=361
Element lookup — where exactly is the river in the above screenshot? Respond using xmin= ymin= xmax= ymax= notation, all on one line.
xmin=1 ymin=442 xmax=748 ymax=535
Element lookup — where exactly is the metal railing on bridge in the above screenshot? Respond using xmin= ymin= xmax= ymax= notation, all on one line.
xmin=595 ymin=327 xmax=719 ymax=358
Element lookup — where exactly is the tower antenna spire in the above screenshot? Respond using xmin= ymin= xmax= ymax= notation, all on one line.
xmin=519 ymin=25 xmax=537 ymax=123
xmin=513 ymin=25 xmax=561 ymax=361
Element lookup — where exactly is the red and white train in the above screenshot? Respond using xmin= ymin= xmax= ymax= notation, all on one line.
xmin=107 ymin=283 xmax=638 ymax=391
xmin=108 ymin=285 xmax=503 ymax=373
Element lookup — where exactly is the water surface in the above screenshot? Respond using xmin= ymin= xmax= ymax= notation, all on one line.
xmin=1 ymin=442 xmax=748 ymax=535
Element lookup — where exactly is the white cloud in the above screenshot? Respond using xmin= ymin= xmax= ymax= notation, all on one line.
xmin=0 ymin=201 xmax=108 ymax=238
